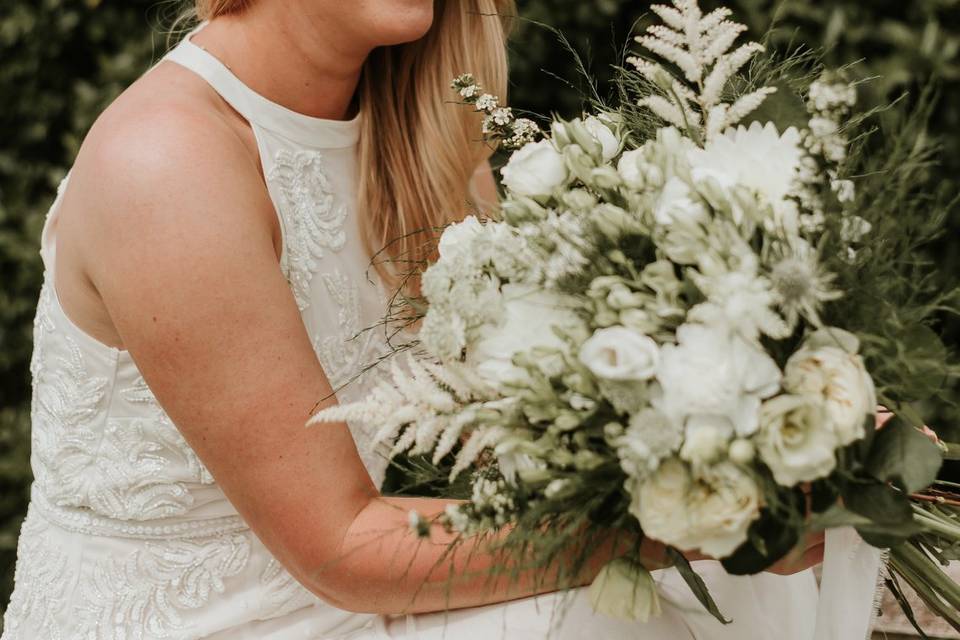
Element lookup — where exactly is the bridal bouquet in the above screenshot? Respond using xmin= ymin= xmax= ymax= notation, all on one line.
xmin=314 ymin=0 xmax=960 ymax=631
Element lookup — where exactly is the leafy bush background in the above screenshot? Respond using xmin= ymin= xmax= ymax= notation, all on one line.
xmin=0 ymin=0 xmax=957 ymax=614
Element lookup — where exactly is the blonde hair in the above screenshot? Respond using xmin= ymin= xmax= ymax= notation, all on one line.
xmin=190 ymin=0 xmax=514 ymax=282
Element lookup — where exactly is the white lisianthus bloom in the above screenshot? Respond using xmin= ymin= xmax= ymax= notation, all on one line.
xmin=654 ymin=177 xmax=710 ymax=227
xmin=654 ymin=323 xmax=782 ymax=438
xmin=688 ymin=121 xmax=803 ymax=211
xmin=757 ymin=394 xmax=839 ymax=486
xmin=616 ymin=149 xmax=648 ymax=189
xmin=468 ymin=284 xmax=582 ymax=387
xmin=579 ymin=327 xmax=660 ymax=381
xmin=679 ymin=418 xmax=729 ymax=467
xmin=633 ymin=459 xmax=761 ymax=558
xmin=584 ymin=115 xmax=620 ymax=161
xmin=783 ymin=330 xmax=876 ymax=446
xmin=500 ymin=140 xmax=568 ymax=197
xmin=589 ymin=558 xmax=662 ymax=622
xmin=437 ymin=215 xmax=484 ymax=260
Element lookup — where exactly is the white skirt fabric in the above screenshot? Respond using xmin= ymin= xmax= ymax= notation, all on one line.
xmin=370 ymin=563 xmax=818 ymax=640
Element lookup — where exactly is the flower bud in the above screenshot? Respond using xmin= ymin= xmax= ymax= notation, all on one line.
xmin=564 ymin=144 xmax=598 ymax=184
xmin=589 ymin=558 xmax=662 ymax=622
xmin=590 ymin=165 xmax=623 ymax=189
xmin=562 ymin=188 xmax=599 ymax=212
xmin=728 ymin=439 xmax=756 ymax=464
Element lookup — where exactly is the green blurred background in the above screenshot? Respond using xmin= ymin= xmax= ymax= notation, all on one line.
xmin=1 ymin=0 xmax=958 ymax=616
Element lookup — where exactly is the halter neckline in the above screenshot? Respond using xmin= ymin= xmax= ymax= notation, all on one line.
xmin=165 ymin=33 xmax=361 ymax=149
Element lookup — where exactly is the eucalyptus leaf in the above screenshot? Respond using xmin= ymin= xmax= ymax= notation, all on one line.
xmin=721 ymin=510 xmax=799 ymax=575
xmin=866 ymin=416 xmax=943 ymax=493
xmin=843 ymin=481 xmax=913 ymax=525
xmin=667 ymin=549 xmax=730 ymax=625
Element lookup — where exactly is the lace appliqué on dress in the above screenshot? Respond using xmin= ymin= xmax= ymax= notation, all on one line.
xmin=313 ymin=270 xmax=364 ymax=389
xmin=1 ymin=509 xmax=70 ymax=640
xmin=121 ymin=377 xmax=215 ymax=487
xmin=77 ymin=534 xmax=251 ymax=640
xmin=269 ymin=150 xmax=348 ymax=311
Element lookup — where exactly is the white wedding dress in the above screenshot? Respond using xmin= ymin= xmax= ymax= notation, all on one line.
xmin=1 ymin=32 xmax=819 ymax=640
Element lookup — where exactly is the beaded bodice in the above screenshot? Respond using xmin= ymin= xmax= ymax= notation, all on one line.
xmin=2 ymin=32 xmax=392 ymax=640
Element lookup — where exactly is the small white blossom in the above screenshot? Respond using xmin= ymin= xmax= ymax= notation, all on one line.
xmin=475 ymin=93 xmax=499 ymax=112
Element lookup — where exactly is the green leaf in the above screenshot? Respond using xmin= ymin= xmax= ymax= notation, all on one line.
xmin=667 ymin=548 xmax=730 ymax=625
xmin=866 ymin=416 xmax=943 ymax=493
xmin=897 ymin=325 xmax=949 ymax=402
xmin=807 ymin=504 xmax=873 ymax=531
xmin=843 ymin=481 xmax=913 ymax=525
xmin=720 ymin=509 xmax=799 ymax=575
xmin=842 ymin=481 xmax=922 ymax=547
xmin=744 ymin=81 xmax=810 ymax=131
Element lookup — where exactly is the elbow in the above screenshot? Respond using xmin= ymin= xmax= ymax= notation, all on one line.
xmin=288 ymin=551 xmax=400 ymax=615
xmin=301 ymin=569 xmax=399 ymax=615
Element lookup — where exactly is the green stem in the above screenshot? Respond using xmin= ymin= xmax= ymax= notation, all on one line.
xmin=913 ymin=509 xmax=960 ymax=538
xmin=892 ymin=543 xmax=960 ymax=608
xmin=890 ymin=555 xmax=960 ymax=631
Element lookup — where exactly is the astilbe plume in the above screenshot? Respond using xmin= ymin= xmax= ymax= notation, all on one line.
xmin=628 ymin=0 xmax=774 ymax=142
xmin=308 ymin=354 xmax=491 ymax=464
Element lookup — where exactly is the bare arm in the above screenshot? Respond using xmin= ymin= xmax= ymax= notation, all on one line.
xmin=68 ymin=106 xmax=623 ymax=615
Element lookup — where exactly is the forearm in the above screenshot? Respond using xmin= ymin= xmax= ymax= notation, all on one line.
xmin=309 ymin=495 xmax=625 ymax=615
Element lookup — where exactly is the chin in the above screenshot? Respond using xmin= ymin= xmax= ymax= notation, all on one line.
xmin=367 ymin=0 xmax=436 ymax=46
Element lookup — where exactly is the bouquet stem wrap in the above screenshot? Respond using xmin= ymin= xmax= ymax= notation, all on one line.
xmin=814 ymin=528 xmax=885 ymax=640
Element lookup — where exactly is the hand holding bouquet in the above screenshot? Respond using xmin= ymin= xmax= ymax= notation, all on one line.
xmin=314 ymin=0 xmax=960 ymax=632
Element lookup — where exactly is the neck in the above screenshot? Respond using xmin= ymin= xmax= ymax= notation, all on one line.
xmin=192 ymin=6 xmax=368 ymax=120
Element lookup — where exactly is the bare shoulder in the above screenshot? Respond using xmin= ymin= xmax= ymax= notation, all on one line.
xmin=58 ymin=61 xmax=281 ymax=287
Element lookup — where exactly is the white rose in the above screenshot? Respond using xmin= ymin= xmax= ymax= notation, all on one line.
xmin=633 ymin=459 xmax=760 ymax=558
xmin=654 ymin=177 xmax=709 ymax=226
xmin=437 ymin=215 xmax=483 ymax=260
xmin=757 ymin=395 xmax=839 ymax=486
xmin=468 ymin=284 xmax=582 ymax=387
xmin=654 ymin=323 xmax=782 ymax=438
xmin=783 ymin=332 xmax=876 ymax=446
xmin=584 ymin=115 xmax=620 ymax=161
xmin=500 ymin=140 xmax=568 ymax=197
xmin=588 ymin=558 xmax=662 ymax=622
xmin=579 ymin=327 xmax=660 ymax=381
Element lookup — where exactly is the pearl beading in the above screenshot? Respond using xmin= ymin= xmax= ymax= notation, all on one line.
xmin=32 ymin=491 xmax=248 ymax=540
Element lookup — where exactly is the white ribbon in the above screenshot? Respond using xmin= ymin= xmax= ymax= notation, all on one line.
xmin=814 ymin=527 xmax=886 ymax=640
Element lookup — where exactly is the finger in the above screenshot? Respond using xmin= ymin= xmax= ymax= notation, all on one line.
xmin=804 ymin=531 xmax=825 ymax=549
xmin=798 ymin=543 xmax=825 ymax=570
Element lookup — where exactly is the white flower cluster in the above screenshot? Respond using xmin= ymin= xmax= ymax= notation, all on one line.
xmin=451 ymin=74 xmax=540 ymax=150
xmin=313 ymin=0 xmax=880 ymax=567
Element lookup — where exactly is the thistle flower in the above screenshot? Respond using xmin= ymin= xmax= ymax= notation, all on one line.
xmin=769 ymin=242 xmax=842 ymax=329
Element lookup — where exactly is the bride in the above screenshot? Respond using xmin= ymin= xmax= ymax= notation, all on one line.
xmin=2 ymin=1 xmax=821 ymax=638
